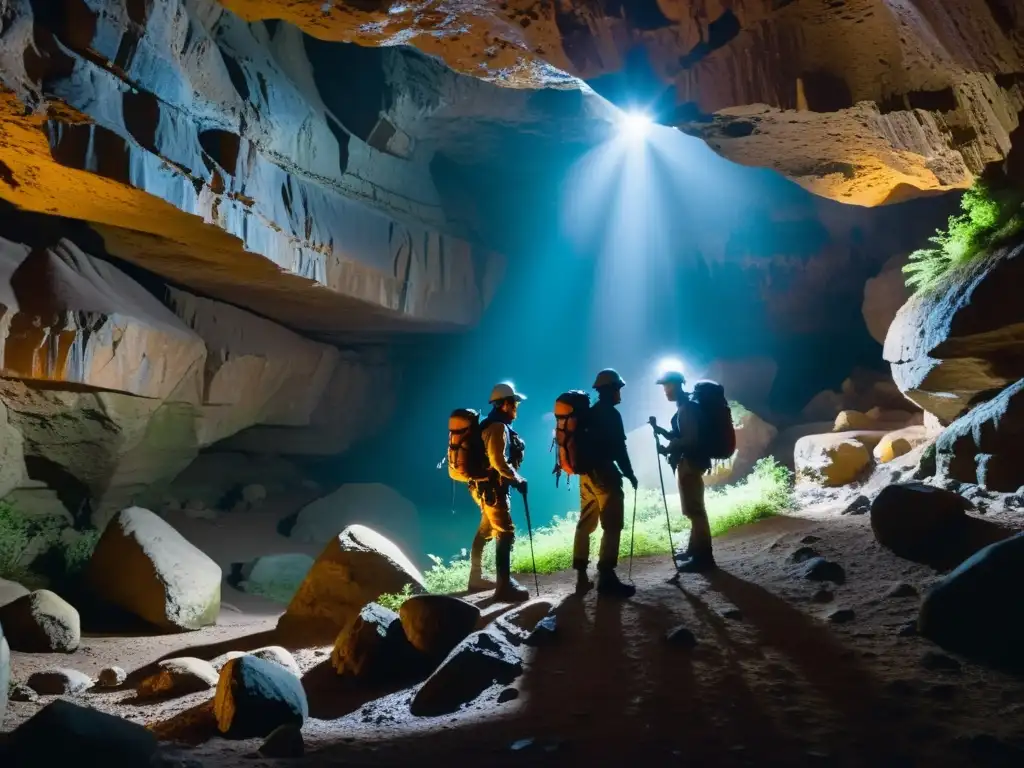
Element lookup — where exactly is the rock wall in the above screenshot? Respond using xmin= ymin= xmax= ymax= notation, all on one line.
xmin=0 ymin=1 xmax=502 ymax=341
xmin=0 ymin=218 xmax=396 ymax=527
xmin=221 ymin=0 xmax=1024 ymax=205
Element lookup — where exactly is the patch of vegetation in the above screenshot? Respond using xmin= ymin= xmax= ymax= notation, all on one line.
xmin=0 ymin=501 xmax=102 ymax=587
xmin=423 ymin=458 xmax=794 ymax=593
xmin=904 ymin=180 xmax=1024 ymax=293
xmin=376 ymin=583 xmax=416 ymax=612
xmin=728 ymin=400 xmax=751 ymax=425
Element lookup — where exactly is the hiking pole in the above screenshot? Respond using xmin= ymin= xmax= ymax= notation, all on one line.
xmin=651 ymin=424 xmax=676 ymax=562
xmin=628 ymin=486 xmax=638 ymax=581
xmin=520 ymin=487 xmax=540 ymax=597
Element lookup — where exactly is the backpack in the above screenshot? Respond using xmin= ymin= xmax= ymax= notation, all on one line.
xmin=445 ymin=408 xmax=490 ymax=483
xmin=689 ymin=380 xmax=736 ymax=460
xmin=552 ymin=390 xmax=591 ymax=486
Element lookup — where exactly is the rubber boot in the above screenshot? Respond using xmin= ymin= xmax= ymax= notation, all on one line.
xmin=597 ymin=566 xmax=636 ymax=598
xmin=675 ymin=551 xmax=716 ymax=573
xmin=467 ymin=532 xmax=495 ymax=592
xmin=676 ymin=517 xmax=716 ymax=573
xmin=494 ymin=534 xmax=529 ymax=603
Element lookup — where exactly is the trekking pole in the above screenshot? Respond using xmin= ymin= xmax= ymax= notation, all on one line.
xmin=520 ymin=488 xmax=541 ymax=597
xmin=628 ymin=486 xmax=638 ymax=580
xmin=652 ymin=425 xmax=676 ymax=561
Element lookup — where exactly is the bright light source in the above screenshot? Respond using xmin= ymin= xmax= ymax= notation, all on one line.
xmin=619 ymin=110 xmax=653 ymax=140
xmin=655 ymin=356 xmax=686 ymax=378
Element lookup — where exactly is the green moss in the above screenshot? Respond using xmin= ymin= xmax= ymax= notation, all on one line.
xmin=423 ymin=457 xmax=794 ymax=593
xmin=904 ymin=180 xmax=1024 ymax=293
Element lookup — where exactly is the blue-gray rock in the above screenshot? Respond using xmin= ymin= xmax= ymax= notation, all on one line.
xmin=410 ymin=629 xmax=523 ymax=717
xmin=798 ymin=557 xmax=846 ymax=585
xmin=214 ymin=655 xmax=308 ymax=738
xmin=870 ymin=482 xmax=970 ymax=562
xmin=6 ymin=700 xmax=157 ymax=766
xmin=919 ymin=532 xmax=1024 ymax=669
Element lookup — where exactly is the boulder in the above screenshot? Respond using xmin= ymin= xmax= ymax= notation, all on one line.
xmin=704 ymin=408 xmax=777 ymax=487
xmin=400 ymin=595 xmax=481 ymax=660
xmin=870 ymin=482 xmax=971 ymax=563
xmin=290 ymin=483 xmax=422 ymax=560
xmin=260 ymin=724 xmax=305 ymax=758
xmin=1 ymin=620 xmax=8 ymax=726
xmin=278 ymin=524 xmax=425 ymax=641
xmin=0 ymin=589 xmax=81 ymax=652
xmin=5 ymin=700 xmax=158 ymax=767
xmin=97 ymin=666 xmax=127 ymax=687
xmin=937 ymin=378 xmax=1024 ymax=492
xmin=410 ymin=628 xmax=524 ymax=717
xmin=86 ymin=506 xmax=221 ymax=632
xmin=331 ymin=602 xmax=417 ymax=680
xmin=214 ymin=655 xmax=309 ymax=739
xmin=237 ymin=554 xmax=315 ymax=604
xmin=0 ymin=578 xmax=29 ymax=607
xmin=884 ymin=240 xmax=1024 ymax=424
xmin=833 ymin=410 xmax=876 ymax=432
xmin=794 ymin=433 xmax=873 ymax=487
xmin=863 ymin=253 xmax=911 ymax=345
xmin=875 ymin=425 xmax=932 ymax=464
xmin=27 ymin=668 xmax=93 ymax=695
xmin=210 ymin=647 xmax=301 ymax=677
xmin=138 ymin=657 xmax=219 ymax=698
xmin=919 ymin=533 xmax=1024 ymax=669
xmin=770 ymin=421 xmax=835 ymax=470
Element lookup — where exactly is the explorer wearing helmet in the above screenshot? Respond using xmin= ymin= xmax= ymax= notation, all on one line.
xmin=467 ymin=381 xmax=530 ymax=603
xmin=571 ymin=368 xmax=639 ymax=598
xmin=650 ymin=370 xmax=715 ymax=573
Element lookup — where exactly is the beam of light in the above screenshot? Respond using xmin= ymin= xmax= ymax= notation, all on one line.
xmin=655 ymin=356 xmax=687 ymax=380
xmin=618 ymin=110 xmax=653 ymax=141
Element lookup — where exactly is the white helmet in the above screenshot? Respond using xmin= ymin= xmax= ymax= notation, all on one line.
xmin=489 ymin=381 xmax=527 ymax=403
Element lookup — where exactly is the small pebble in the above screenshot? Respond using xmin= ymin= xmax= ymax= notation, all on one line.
xmin=812 ymin=588 xmax=834 ymax=604
xmin=886 ymin=582 xmax=918 ymax=599
xmin=10 ymin=683 xmax=39 ymax=702
xmin=497 ymin=688 xmax=519 ymax=704
xmin=665 ymin=626 xmax=698 ymax=649
xmin=827 ymin=608 xmax=855 ymax=625
xmin=97 ymin=666 xmax=127 ymax=687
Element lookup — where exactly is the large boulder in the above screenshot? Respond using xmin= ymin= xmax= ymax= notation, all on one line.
xmin=0 ymin=589 xmax=81 ymax=653
xmin=0 ymin=578 xmax=30 ymax=608
xmin=863 ymin=253 xmax=910 ymax=345
xmin=278 ymin=524 xmax=425 ymax=641
xmin=5 ymin=700 xmax=158 ymax=767
xmin=290 ymin=483 xmax=422 ymax=560
xmin=937 ymin=378 xmax=1024 ymax=492
xmin=399 ymin=595 xmax=481 ymax=661
xmin=331 ymin=602 xmax=417 ymax=680
xmin=1 ymin=620 xmax=9 ymax=727
xmin=214 ymin=656 xmax=308 ymax=739
xmin=884 ymin=240 xmax=1024 ymax=424
xmin=138 ymin=657 xmax=219 ymax=698
xmin=410 ymin=628 xmax=524 ymax=717
xmin=794 ymin=433 xmax=874 ymax=487
xmin=874 ymin=425 xmax=932 ymax=465
xmin=870 ymin=482 xmax=972 ymax=563
xmin=919 ymin=533 xmax=1024 ymax=669
xmin=86 ymin=507 xmax=221 ymax=632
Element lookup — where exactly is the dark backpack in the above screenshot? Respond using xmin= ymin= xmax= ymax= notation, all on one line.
xmin=552 ymin=390 xmax=591 ymax=486
xmin=689 ymin=381 xmax=736 ymax=460
xmin=445 ymin=408 xmax=490 ymax=483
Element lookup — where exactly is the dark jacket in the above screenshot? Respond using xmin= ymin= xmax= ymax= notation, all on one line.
xmin=668 ymin=399 xmax=712 ymax=472
xmin=586 ymin=398 xmax=635 ymax=479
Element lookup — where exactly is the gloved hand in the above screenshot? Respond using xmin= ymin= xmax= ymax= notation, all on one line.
xmin=515 ymin=478 xmax=529 ymax=495
xmin=648 ymin=416 xmax=658 ymax=428
xmin=626 ymin=474 xmax=639 ymax=490
xmin=657 ymin=444 xmax=670 ymax=456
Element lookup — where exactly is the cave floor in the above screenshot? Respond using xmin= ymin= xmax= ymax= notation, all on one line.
xmin=7 ymin=502 xmax=1024 ymax=767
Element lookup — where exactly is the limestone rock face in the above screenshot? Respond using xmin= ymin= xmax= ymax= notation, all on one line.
xmin=885 ymin=241 xmax=1024 ymax=424
xmin=937 ymin=378 xmax=1024 ymax=492
xmin=87 ymin=507 xmax=221 ymax=632
xmin=220 ymin=0 xmax=1024 ymax=205
xmin=278 ymin=524 xmax=425 ymax=642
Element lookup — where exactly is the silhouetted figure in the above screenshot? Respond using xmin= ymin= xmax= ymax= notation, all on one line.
xmin=467 ymin=382 xmax=530 ymax=603
xmin=651 ymin=371 xmax=716 ymax=573
xmin=572 ymin=369 xmax=638 ymax=598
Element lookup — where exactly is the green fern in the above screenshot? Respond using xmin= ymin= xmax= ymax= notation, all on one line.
xmin=904 ymin=180 xmax=1024 ymax=293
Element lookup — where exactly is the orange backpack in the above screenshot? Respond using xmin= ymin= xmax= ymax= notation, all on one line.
xmin=552 ymin=390 xmax=591 ymax=486
xmin=445 ymin=408 xmax=489 ymax=483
